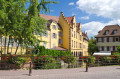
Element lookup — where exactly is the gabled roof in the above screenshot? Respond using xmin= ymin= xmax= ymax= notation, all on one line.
xmin=65 ymin=16 xmax=74 ymax=25
xmin=95 ymin=24 xmax=120 ymax=37
xmin=40 ymin=14 xmax=59 ymax=22
xmin=82 ymin=32 xmax=89 ymax=41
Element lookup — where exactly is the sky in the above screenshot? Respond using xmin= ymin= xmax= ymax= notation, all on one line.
xmin=39 ymin=0 xmax=120 ymax=38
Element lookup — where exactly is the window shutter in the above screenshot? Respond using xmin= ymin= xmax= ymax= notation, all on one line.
xmin=113 ymin=46 xmax=115 ymax=51
xmin=113 ymin=37 xmax=115 ymax=42
xmin=107 ymin=37 xmax=109 ymax=42
xmin=107 ymin=46 xmax=109 ymax=51
xmin=102 ymin=46 xmax=104 ymax=51
xmin=102 ymin=38 xmax=104 ymax=42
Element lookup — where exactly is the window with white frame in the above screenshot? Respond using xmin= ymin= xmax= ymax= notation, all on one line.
xmin=80 ymin=43 xmax=81 ymax=48
xmin=59 ymin=39 xmax=63 ymax=44
xmin=115 ymin=37 xmax=119 ymax=42
xmin=104 ymin=38 xmax=107 ymax=42
xmin=74 ymin=41 xmax=75 ymax=48
xmin=72 ymin=40 xmax=73 ymax=47
xmin=74 ymin=31 xmax=75 ymax=38
xmin=105 ymin=30 xmax=109 ymax=35
xmin=113 ymin=30 xmax=117 ymax=34
xmin=115 ymin=46 xmax=117 ymax=51
xmin=80 ymin=35 xmax=81 ymax=40
xmin=52 ymin=33 xmax=57 ymax=39
xmin=99 ymin=46 xmax=102 ymax=51
xmin=104 ymin=46 xmax=107 ymax=51
xmin=43 ymin=42 xmax=46 ymax=48
xmin=53 ymin=43 xmax=56 ymax=47
xmin=98 ymin=38 xmax=102 ymax=42
xmin=59 ymin=32 xmax=63 ymax=37
xmin=52 ymin=25 xmax=56 ymax=30
xmin=76 ymin=32 xmax=77 ymax=39
xmin=109 ymin=37 xmax=113 ymax=42
xmin=43 ymin=31 xmax=48 ymax=37
xmin=76 ymin=42 xmax=77 ymax=48
xmin=9 ymin=38 xmax=14 ymax=47
xmin=109 ymin=46 xmax=113 ymax=51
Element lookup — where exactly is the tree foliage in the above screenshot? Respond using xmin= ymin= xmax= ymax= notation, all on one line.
xmin=0 ymin=0 xmax=58 ymax=55
xmin=88 ymin=37 xmax=99 ymax=56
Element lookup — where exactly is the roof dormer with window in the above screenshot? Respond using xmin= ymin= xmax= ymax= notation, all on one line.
xmin=104 ymin=30 xmax=109 ymax=35
xmin=112 ymin=29 xmax=117 ymax=34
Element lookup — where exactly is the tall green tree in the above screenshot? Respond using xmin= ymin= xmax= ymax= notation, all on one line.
xmin=0 ymin=0 xmax=58 ymax=55
xmin=88 ymin=37 xmax=99 ymax=56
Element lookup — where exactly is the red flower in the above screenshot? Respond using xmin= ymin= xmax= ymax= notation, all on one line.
xmin=85 ymin=57 xmax=88 ymax=59
xmin=41 ymin=56 xmax=46 ymax=58
xmin=111 ymin=56 xmax=115 ymax=59
xmin=96 ymin=57 xmax=102 ymax=59
xmin=81 ymin=57 xmax=84 ymax=59
xmin=60 ymin=57 xmax=62 ymax=60
xmin=34 ymin=57 xmax=38 ymax=60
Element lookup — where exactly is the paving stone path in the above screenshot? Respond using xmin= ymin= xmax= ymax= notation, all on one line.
xmin=0 ymin=66 xmax=120 ymax=79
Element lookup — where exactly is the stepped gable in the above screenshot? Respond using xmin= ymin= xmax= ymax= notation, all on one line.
xmin=65 ymin=16 xmax=74 ymax=25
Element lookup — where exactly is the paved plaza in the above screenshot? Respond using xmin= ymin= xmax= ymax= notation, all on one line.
xmin=0 ymin=66 xmax=120 ymax=79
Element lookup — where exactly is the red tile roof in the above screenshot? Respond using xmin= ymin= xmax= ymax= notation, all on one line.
xmin=40 ymin=14 xmax=59 ymax=22
xmin=51 ymin=47 xmax=68 ymax=51
xmin=95 ymin=24 xmax=120 ymax=37
xmin=65 ymin=16 xmax=74 ymax=25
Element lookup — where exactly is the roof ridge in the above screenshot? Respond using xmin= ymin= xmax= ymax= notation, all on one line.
xmin=105 ymin=24 xmax=119 ymax=27
xmin=40 ymin=14 xmax=59 ymax=18
xmin=61 ymin=12 xmax=72 ymax=26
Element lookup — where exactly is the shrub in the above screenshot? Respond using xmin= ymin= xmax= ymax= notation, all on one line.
xmin=89 ymin=56 xmax=96 ymax=64
xmin=2 ymin=55 xmax=26 ymax=68
xmin=61 ymin=56 xmax=76 ymax=64
xmin=33 ymin=55 xmax=61 ymax=69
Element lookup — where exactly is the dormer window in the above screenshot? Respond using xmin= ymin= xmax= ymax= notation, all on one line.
xmin=104 ymin=30 xmax=109 ymax=35
xmin=113 ymin=30 xmax=117 ymax=34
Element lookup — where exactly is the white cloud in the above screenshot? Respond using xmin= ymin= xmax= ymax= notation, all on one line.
xmin=76 ymin=0 xmax=120 ymax=19
xmin=72 ymin=12 xmax=76 ymax=16
xmin=68 ymin=2 xmax=74 ymax=6
xmin=82 ymin=20 xmax=120 ymax=37
xmin=81 ymin=16 xmax=90 ymax=20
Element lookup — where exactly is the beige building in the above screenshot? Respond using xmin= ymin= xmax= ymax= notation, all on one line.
xmin=95 ymin=24 xmax=120 ymax=54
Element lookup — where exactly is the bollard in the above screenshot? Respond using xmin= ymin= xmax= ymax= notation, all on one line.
xmin=86 ymin=63 xmax=88 ymax=72
xmin=29 ymin=62 xmax=32 ymax=76
xmin=86 ymin=61 xmax=88 ymax=72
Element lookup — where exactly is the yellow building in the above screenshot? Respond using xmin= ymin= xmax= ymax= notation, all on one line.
xmin=0 ymin=12 xmax=89 ymax=56
xmin=40 ymin=12 xmax=89 ymax=56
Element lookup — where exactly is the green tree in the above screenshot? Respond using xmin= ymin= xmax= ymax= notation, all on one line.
xmin=88 ymin=37 xmax=99 ymax=56
xmin=0 ymin=0 xmax=58 ymax=55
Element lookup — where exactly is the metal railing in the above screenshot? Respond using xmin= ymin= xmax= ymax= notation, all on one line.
xmin=0 ymin=55 xmax=120 ymax=76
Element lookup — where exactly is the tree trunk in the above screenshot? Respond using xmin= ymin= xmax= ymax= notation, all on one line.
xmin=4 ymin=37 xmax=7 ymax=55
xmin=7 ymin=36 xmax=10 ymax=54
xmin=0 ymin=36 xmax=2 ymax=56
xmin=15 ymin=43 xmax=19 ymax=55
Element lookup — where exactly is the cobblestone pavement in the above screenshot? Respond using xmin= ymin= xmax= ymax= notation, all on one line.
xmin=0 ymin=66 xmax=120 ymax=79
